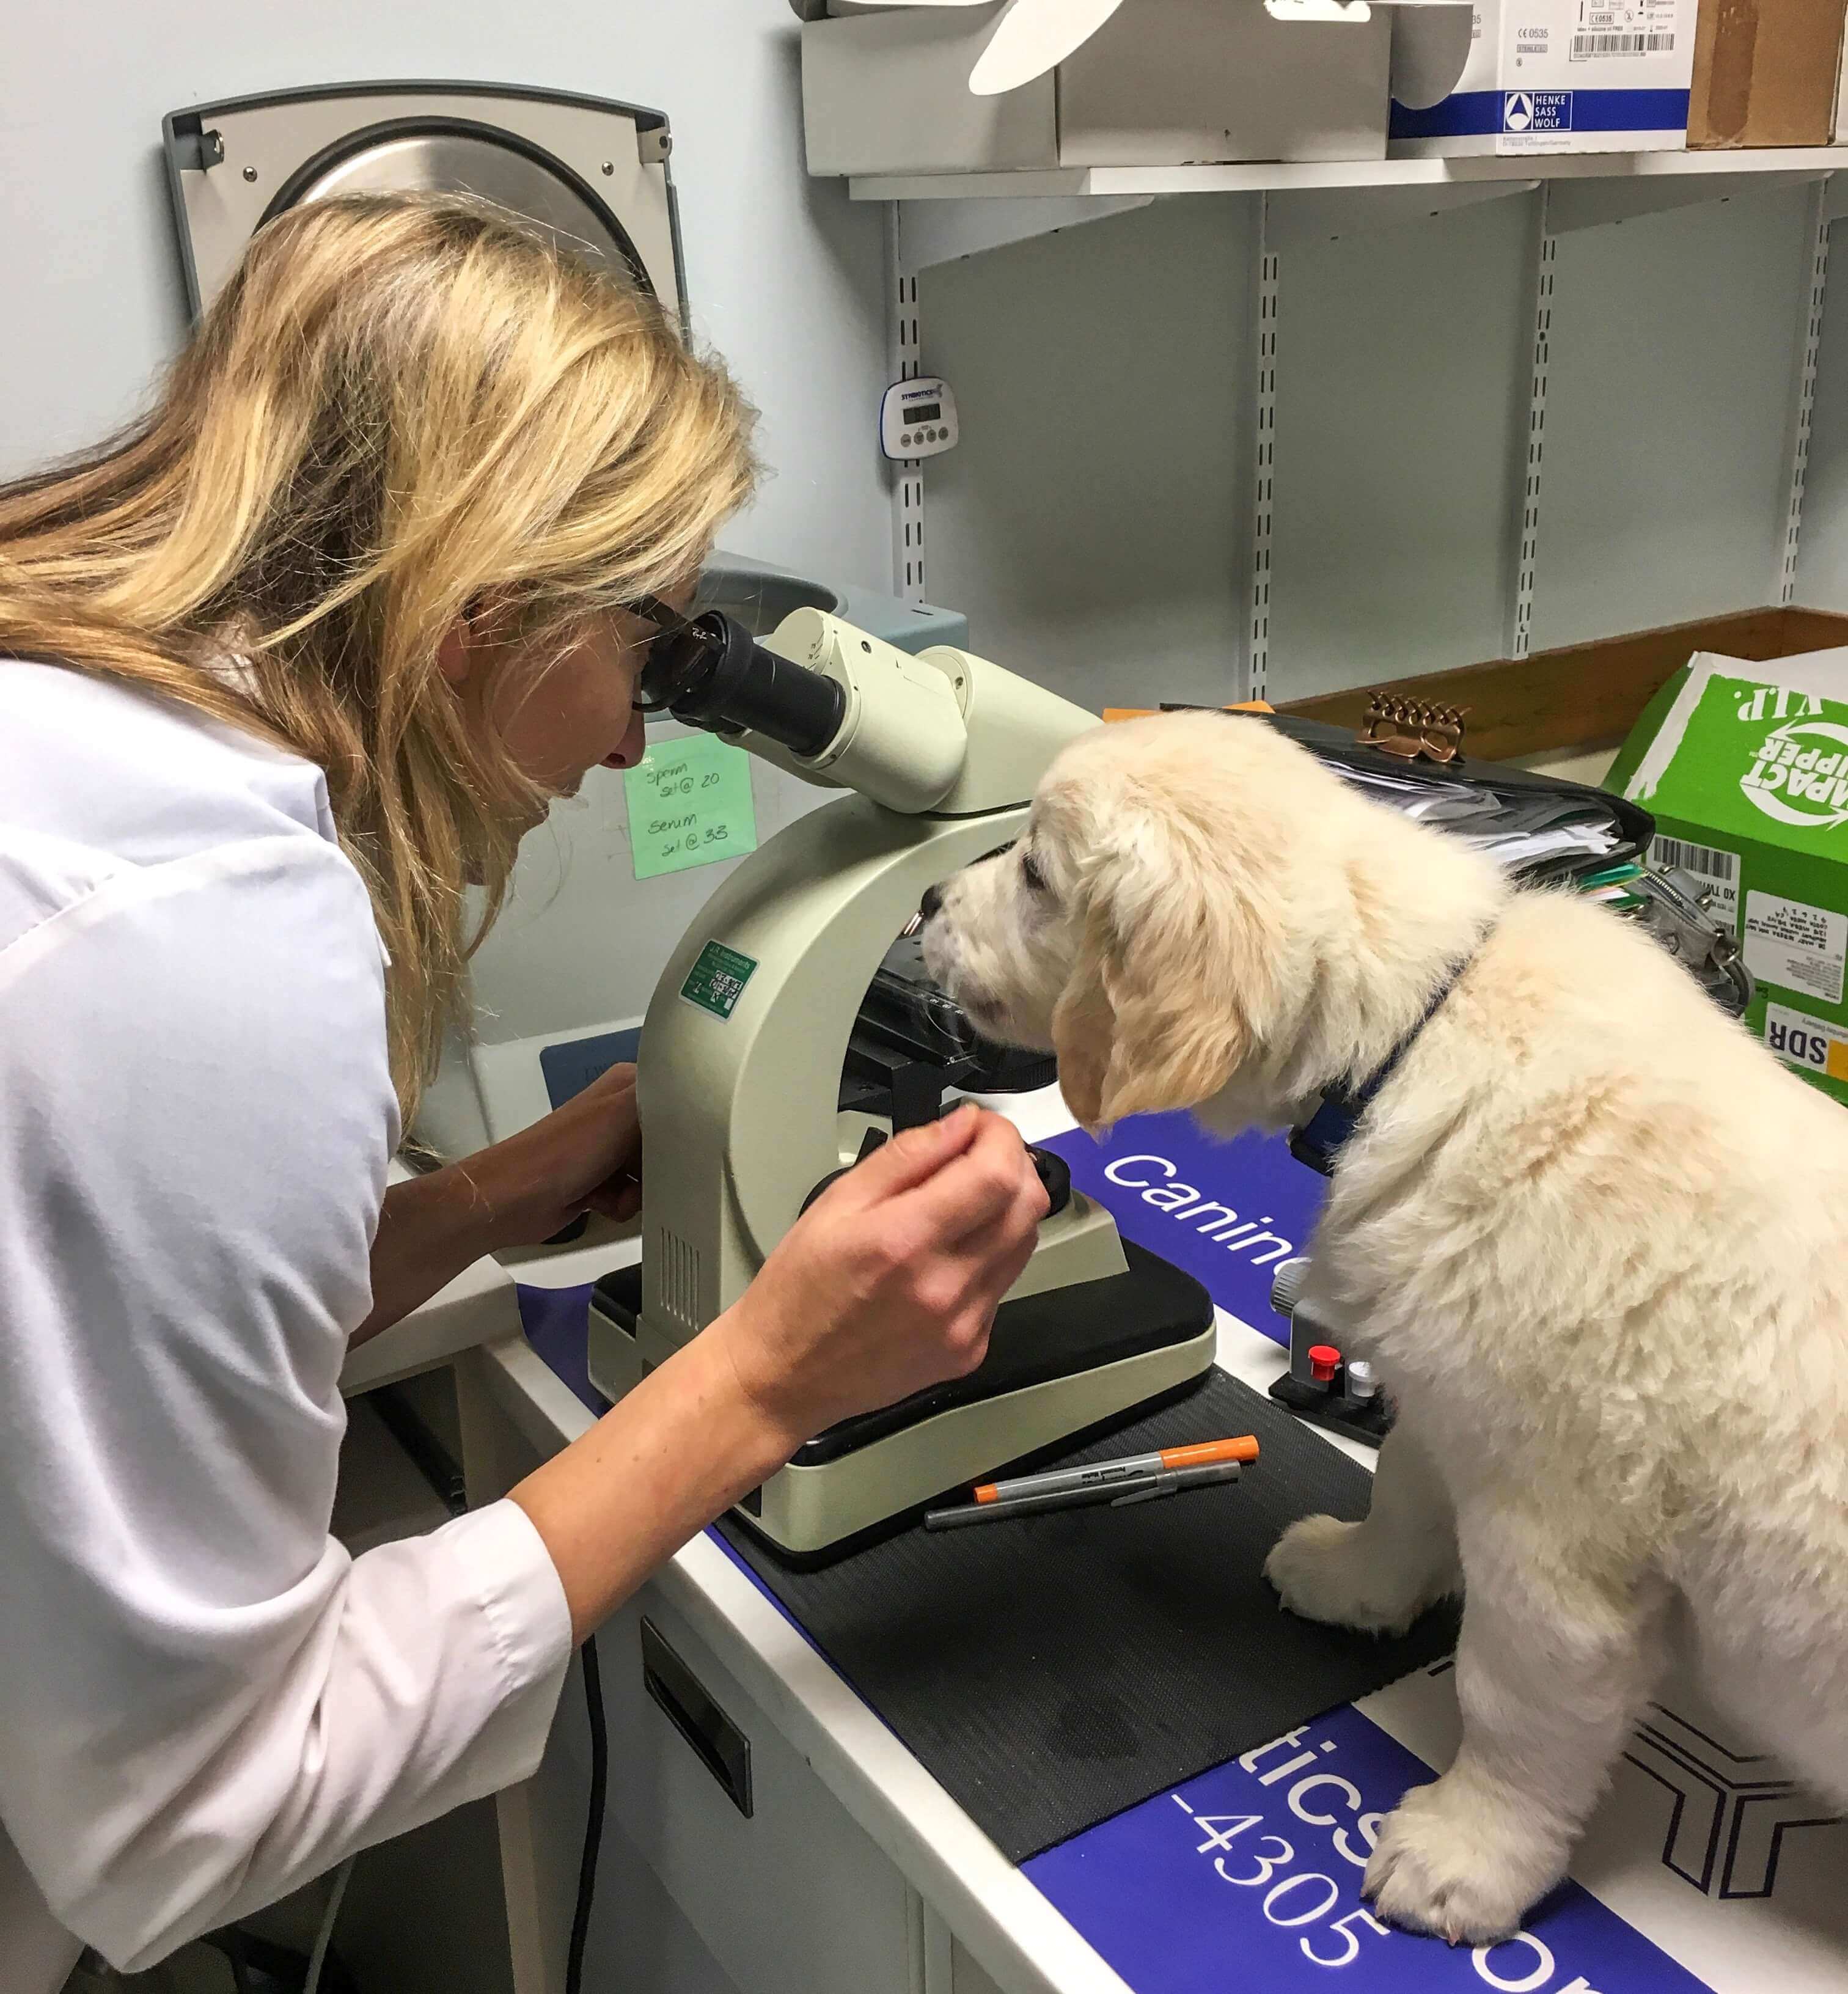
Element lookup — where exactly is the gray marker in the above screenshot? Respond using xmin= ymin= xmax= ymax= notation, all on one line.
xmin=924 ymin=1461 xmax=1241 ymax=1530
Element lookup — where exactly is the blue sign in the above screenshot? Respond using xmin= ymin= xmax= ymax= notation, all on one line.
xmin=1505 ymin=89 xmax=1574 ymax=133
xmin=1040 ymin=1113 xmax=1328 ymax=1341
xmin=1392 ymin=87 xmax=1687 ymax=140
xmin=1027 ymin=1703 xmax=1714 ymax=1994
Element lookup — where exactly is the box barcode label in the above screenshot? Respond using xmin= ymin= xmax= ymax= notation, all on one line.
xmin=1650 ymin=835 xmax=1737 ymax=883
xmin=1570 ymin=30 xmax=1674 ymax=56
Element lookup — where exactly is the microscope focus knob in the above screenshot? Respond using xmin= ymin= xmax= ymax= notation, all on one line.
xmin=1270 ymin=1256 xmax=1310 ymax=1318
xmin=1028 ymin=1146 xmax=1071 ymax=1220
xmin=801 ymin=1130 xmax=1072 ymax=1222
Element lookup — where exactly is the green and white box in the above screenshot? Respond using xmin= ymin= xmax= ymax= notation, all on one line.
xmin=1609 ymin=647 xmax=1848 ymax=1107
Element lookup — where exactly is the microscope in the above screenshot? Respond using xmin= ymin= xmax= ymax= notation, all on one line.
xmin=585 ymin=603 xmax=1215 ymax=1556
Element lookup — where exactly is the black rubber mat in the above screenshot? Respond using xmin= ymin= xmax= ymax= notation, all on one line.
xmin=716 ymin=1368 xmax=1458 ymax=1862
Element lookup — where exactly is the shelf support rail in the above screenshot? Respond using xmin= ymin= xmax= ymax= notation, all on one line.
xmin=1245 ymin=193 xmax=1279 ymax=704
xmin=887 ymin=203 xmax=928 ymax=606
xmin=1779 ymin=177 xmax=1834 ymax=608
xmin=1509 ymin=184 xmax=1557 ymax=664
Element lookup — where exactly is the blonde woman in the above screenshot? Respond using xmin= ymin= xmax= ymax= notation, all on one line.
xmin=0 ymin=193 xmax=1046 ymax=1986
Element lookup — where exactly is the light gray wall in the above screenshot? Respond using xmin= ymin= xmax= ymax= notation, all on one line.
xmin=922 ymin=194 xmax=1254 ymax=716
xmin=1267 ymin=192 xmax=1532 ymax=697
xmin=1535 ymin=181 xmax=1814 ymax=653
xmin=921 ymin=181 xmax=1828 ymax=712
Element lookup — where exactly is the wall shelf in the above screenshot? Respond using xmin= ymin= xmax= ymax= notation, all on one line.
xmin=863 ymin=148 xmax=1848 ymax=269
xmin=851 ymin=145 xmax=1848 ymax=203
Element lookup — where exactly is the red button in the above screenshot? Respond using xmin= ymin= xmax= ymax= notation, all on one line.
xmin=1307 ymin=1344 xmax=1341 ymax=1384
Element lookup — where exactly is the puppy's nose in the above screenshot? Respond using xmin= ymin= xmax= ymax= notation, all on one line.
xmin=919 ymin=882 xmax=945 ymax=922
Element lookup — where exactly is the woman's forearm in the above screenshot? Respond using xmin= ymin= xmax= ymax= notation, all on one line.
xmin=356 ymin=1166 xmax=502 ymax=1346
xmin=359 ymin=1070 xmax=644 ymax=1347
xmin=507 ymin=1311 xmax=795 ymax=1644
xmin=362 ymin=1167 xmax=793 ymax=1643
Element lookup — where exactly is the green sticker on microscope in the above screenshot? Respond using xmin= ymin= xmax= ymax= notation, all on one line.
xmin=680 ymin=940 xmax=758 ymax=1021
xmin=625 ymin=732 xmax=758 ymax=881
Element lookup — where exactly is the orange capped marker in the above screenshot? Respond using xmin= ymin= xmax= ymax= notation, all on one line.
xmin=972 ymin=1435 xmax=1259 ymax=1507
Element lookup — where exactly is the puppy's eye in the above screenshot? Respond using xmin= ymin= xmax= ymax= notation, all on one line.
xmin=1020 ymin=848 xmax=1047 ymax=893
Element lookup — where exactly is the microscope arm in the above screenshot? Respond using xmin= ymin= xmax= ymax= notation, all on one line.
xmin=613 ymin=607 xmax=1195 ymax=1552
xmin=635 ymin=608 xmax=1107 ymax=1338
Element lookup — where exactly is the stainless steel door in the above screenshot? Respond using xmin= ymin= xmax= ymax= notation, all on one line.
xmin=164 ymin=82 xmax=684 ymax=324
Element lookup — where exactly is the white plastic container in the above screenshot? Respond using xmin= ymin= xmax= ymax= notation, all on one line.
xmin=802 ymin=0 xmax=1402 ymax=174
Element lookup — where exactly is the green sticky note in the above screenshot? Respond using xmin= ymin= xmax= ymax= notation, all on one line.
xmin=624 ymin=732 xmax=758 ymax=881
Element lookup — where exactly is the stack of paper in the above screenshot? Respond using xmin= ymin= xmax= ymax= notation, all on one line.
xmin=1332 ymin=765 xmax=1621 ymax=871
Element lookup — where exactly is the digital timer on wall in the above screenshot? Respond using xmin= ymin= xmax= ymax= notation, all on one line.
xmin=879 ymin=375 xmax=959 ymax=461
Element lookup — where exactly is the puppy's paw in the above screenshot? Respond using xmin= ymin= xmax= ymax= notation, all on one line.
xmin=1264 ymin=1516 xmax=1434 ymax=1636
xmin=1365 ymin=1778 xmax=1565 ymax=1947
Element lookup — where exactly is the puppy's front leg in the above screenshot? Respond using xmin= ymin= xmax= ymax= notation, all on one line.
xmin=1365 ymin=1517 xmax=1669 ymax=1945
xmin=1264 ymin=1414 xmax=1460 ymax=1634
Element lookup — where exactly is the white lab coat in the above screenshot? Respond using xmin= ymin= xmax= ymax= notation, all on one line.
xmin=0 ymin=661 xmax=573 ymax=1983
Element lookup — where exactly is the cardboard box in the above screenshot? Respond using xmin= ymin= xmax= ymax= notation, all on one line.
xmin=1687 ymin=0 xmax=1848 ymax=147
xmin=802 ymin=0 xmax=1395 ymax=175
xmin=1607 ymin=647 xmax=1848 ymax=1109
xmin=1391 ymin=0 xmax=1696 ymax=156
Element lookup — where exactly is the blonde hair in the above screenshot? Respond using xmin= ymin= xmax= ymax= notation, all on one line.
xmin=0 ymin=191 xmax=757 ymax=1120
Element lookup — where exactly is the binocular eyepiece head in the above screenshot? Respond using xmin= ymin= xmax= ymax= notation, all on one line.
xmin=634 ymin=601 xmax=845 ymax=761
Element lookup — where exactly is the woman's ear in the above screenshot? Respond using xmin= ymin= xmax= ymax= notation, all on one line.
xmin=1051 ymin=819 xmax=1266 ymax=1133
xmin=436 ymin=618 xmax=474 ymax=689
xmin=436 ymin=594 xmax=506 ymax=689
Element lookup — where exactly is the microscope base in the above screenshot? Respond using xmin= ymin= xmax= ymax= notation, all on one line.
xmin=588 ymin=1242 xmax=1216 ymax=1561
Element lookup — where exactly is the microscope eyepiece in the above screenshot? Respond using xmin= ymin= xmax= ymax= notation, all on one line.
xmin=636 ymin=604 xmax=845 ymax=760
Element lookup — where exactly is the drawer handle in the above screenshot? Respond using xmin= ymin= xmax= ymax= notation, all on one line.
xmin=640 ymin=1618 xmax=754 ymax=1818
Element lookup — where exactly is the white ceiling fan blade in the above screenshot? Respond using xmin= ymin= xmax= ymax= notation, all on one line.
xmin=968 ymin=0 xmax=1130 ymax=95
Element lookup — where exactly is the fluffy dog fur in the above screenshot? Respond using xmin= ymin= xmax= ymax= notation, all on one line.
xmin=921 ymin=711 xmax=1848 ymax=1944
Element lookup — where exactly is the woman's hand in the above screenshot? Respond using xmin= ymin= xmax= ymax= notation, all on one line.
xmin=509 ymin=1101 xmax=1049 ymax=1642
xmin=708 ymin=1103 xmax=1050 ymax=1451
xmin=457 ymin=1061 xmax=644 ymax=1246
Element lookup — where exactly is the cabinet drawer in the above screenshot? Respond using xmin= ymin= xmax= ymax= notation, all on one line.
xmin=546 ymin=1588 xmax=915 ymax=1994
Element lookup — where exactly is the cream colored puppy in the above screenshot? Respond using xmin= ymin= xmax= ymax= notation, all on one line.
xmin=920 ymin=710 xmax=1848 ymax=1945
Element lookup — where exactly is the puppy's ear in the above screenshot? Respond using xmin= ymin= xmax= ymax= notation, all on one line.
xmin=1052 ymin=818 xmax=1267 ymax=1132
xmin=1049 ymin=912 xmax=1118 ymax=1130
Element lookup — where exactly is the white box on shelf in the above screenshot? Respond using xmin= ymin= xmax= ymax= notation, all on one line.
xmin=1390 ymin=0 xmax=1696 ymax=156
xmin=801 ymin=0 xmax=1398 ymax=176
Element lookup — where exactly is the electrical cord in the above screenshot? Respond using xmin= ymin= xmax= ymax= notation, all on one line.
xmin=566 ymin=1635 xmax=609 ymax=1994
xmin=303 ymin=1853 xmax=356 ymax=1994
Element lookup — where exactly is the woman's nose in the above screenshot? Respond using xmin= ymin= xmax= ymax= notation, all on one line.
xmin=604 ymin=705 xmax=648 ymax=771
